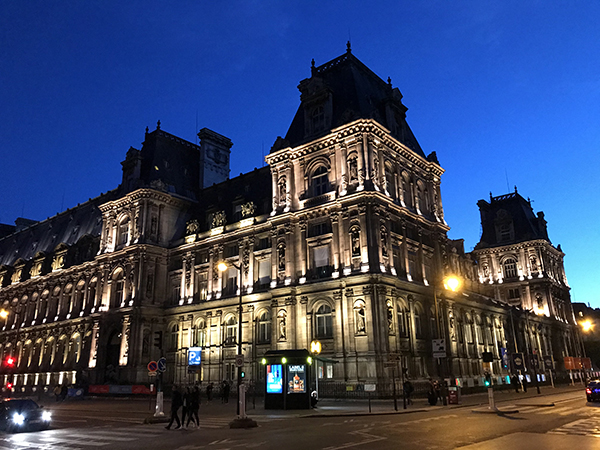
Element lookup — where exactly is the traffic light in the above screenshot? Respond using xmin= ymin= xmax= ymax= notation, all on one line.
xmin=153 ymin=331 xmax=163 ymax=350
xmin=241 ymin=371 xmax=245 ymax=379
xmin=4 ymin=356 xmax=15 ymax=369
xmin=6 ymin=382 xmax=12 ymax=390
xmin=484 ymin=372 xmax=492 ymax=387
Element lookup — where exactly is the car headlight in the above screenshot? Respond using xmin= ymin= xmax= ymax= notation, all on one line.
xmin=42 ymin=411 xmax=51 ymax=421
xmin=12 ymin=413 xmax=24 ymax=425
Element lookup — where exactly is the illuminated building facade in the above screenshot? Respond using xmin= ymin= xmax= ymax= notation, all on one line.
xmin=0 ymin=46 xmax=581 ymax=393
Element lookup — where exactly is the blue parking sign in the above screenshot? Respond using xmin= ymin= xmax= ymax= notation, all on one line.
xmin=188 ymin=347 xmax=201 ymax=366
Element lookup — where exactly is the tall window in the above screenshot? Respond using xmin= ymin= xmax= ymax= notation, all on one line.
xmin=414 ymin=307 xmax=423 ymax=338
xmin=224 ymin=268 xmax=238 ymax=296
xmin=315 ymin=304 xmax=333 ymax=338
xmin=504 ymin=258 xmax=518 ymax=278
xmin=257 ymin=260 xmax=270 ymax=288
xmin=225 ymin=317 xmax=237 ymax=345
xmin=312 ymin=166 xmax=329 ymax=196
xmin=397 ymin=303 xmax=408 ymax=337
xmin=313 ymin=246 xmax=330 ymax=269
xmin=312 ymin=106 xmax=325 ymax=132
xmin=118 ymin=218 xmax=130 ymax=246
xmin=170 ymin=324 xmax=179 ymax=350
xmin=258 ymin=311 xmax=271 ymax=343
xmin=192 ymin=321 xmax=207 ymax=347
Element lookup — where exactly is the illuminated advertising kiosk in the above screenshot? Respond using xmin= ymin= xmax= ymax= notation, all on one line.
xmin=262 ymin=349 xmax=312 ymax=409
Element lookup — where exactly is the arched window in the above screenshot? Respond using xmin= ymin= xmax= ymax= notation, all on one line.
xmin=311 ymin=166 xmax=329 ymax=196
xmin=224 ymin=317 xmax=237 ymax=346
xmin=413 ymin=305 xmax=423 ymax=339
xmin=111 ymin=270 xmax=125 ymax=308
xmin=170 ymin=324 xmax=179 ymax=350
xmin=402 ymin=173 xmax=413 ymax=208
xmin=315 ymin=304 xmax=333 ymax=338
xmin=118 ymin=217 xmax=130 ymax=246
xmin=257 ymin=311 xmax=271 ymax=344
xmin=72 ymin=280 xmax=85 ymax=317
xmin=503 ymin=258 xmax=518 ymax=278
xmin=192 ymin=321 xmax=207 ymax=347
xmin=464 ymin=314 xmax=473 ymax=344
xmin=397 ymin=300 xmax=409 ymax=338
xmin=385 ymin=163 xmax=396 ymax=198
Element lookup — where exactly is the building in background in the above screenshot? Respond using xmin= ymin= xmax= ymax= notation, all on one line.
xmin=0 ymin=46 xmax=581 ymax=394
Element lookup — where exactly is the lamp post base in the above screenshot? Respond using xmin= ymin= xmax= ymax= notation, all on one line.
xmin=229 ymin=417 xmax=258 ymax=429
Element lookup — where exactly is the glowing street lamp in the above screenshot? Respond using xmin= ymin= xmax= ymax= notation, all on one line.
xmin=580 ymin=320 xmax=594 ymax=333
xmin=218 ymin=261 xmax=249 ymax=422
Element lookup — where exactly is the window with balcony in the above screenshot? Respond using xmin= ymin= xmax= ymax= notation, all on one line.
xmin=311 ymin=166 xmax=329 ymax=196
xmin=503 ymin=258 xmax=518 ymax=278
xmin=224 ymin=316 xmax=237 ymax=346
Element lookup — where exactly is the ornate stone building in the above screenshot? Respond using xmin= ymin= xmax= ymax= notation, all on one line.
xmin=0 ymin=46 xmax=581 ymax=393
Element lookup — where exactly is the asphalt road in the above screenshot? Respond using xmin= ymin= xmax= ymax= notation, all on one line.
xmin=0 ymin=390 xmax=598 ymax=449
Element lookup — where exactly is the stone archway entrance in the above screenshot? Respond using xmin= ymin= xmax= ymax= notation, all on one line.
xmin=104 ymin=330 xmax=121 ymax=383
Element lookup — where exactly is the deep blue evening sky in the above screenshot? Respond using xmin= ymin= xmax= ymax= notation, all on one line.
xmin=1 ymin=2 xmax=598 ymax=307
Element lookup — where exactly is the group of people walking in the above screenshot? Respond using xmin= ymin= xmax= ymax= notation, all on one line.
xmin=165 ymin=384 xmax=201 ymax=430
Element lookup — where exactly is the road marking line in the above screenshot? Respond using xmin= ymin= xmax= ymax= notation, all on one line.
xmin=322 ymin=428 xmax=386 ymax=450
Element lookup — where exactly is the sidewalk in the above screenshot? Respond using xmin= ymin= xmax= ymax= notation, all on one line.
xmin=42 ymin=383 xmax=585 ymax=422
xmin=142 ymin=383 xmax=584 ymax=422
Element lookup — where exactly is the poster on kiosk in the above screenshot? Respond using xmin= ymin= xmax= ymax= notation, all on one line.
xmin=263 ymin=349 xmax=312 ymax=410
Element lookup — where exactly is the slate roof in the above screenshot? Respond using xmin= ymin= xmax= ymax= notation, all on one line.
xmin=0 ymin=190 xmax=118 ymax=268
xmin=475 ymin=191 xmax=550 ymax=249
xmin=280 ymin=45 xmax=425 ymax=157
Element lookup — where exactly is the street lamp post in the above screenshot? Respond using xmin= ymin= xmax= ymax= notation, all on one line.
xmin=218 ymin=262 xmax=257 ymax=429
xmin=433 ymin=275 xmax=461 ymax=406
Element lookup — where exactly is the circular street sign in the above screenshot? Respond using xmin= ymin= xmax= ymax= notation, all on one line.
xmin=235 ymin=354 xmax=244 ymax=367
xmin=148 ymin=361 xmax=158 ymax=372
xmin=157 ymin=357 xmax=167 ymax=372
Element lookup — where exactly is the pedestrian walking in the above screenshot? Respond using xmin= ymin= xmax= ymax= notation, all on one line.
xmin=60 ymin=384 xmax=68 ymax=401
xmin=206 ymin=382 xmax=213 ymax=402
xmin=181 ymin=387 xmax=190 ymax=429
xmin=165 ymin=385 xmax=183 ymax=430
xmin=427 ymin=378 xmax=437 ymax=406
xmin=522 ymin=375 xmax=528 ymax=392
xmin=511 ymin=374 xmax=519 ymax=393
xmin=222 ymin=380 xmax=230 ymax=403
xmin=53 ymin=385 xmax=61 ymax=402
xmin=186 ymin=385 xmax=200 ymax=428
xmin=403 ymin=379 xmax=414 ymax=405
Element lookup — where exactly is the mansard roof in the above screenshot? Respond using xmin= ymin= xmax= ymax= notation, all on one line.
xmin=281 ymin=45 xmax=425 ymax=157
xmin=0 ymin=190 xmax=117 ymax=267
xmin=188 ymin=166 xmax=272 ymax=234
xmin=475 ymin=189 xmax=550 ymax=249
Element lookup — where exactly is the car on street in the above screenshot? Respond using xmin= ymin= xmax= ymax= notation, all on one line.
xmin=586 ymin=380 xmax=600 ymax=402
xmin=0 ymin=398 xmax=51 ymax=432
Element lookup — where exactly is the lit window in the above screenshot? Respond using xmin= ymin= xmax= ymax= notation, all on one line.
xmin=312 ymin=166 xmax=329 ymax=196
xmin=315 ymin=304 xmax=333 ymax=338
xmin=504 ymin=258 xmax=517 ymax=278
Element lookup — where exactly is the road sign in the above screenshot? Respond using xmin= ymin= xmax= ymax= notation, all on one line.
xmin=235 ymin=354 xmax=244 ymax=367
xmin=157 ymin=357 xmax=167 ymax=372
xmin=188 ymin=347 xmax=201 ymax=366
xmin=364 ymin=383 xmax=376 ymax=392
xmin=512 ymin=352 xmax=525 ymax=371
xmin=148 ymin=371 xmax=157 ymax=377
xmin=432 ymin=339 xmax=446 ymax=358
xmin=147 ymin=361 xmax=158 ymax=372
xmin=543 ymin=355 xmax=554 ymax=370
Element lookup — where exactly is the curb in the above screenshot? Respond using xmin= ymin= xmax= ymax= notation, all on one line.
xmin=144 ymin=415 xmax=169 ymax=424
xmin=471 ymin=407 xmax=520 ymax=415
xmin=298 ymin=408 xmax=430 ymax=419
